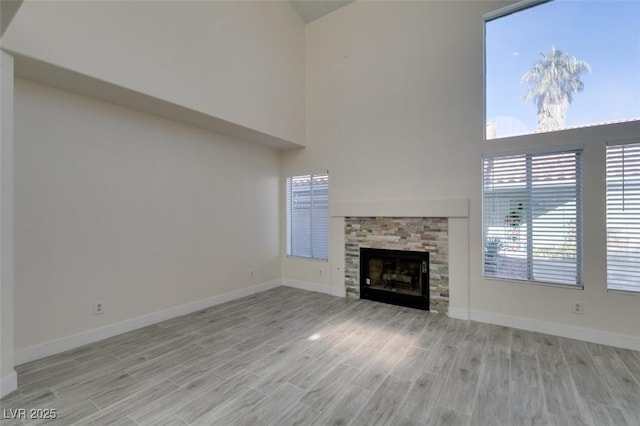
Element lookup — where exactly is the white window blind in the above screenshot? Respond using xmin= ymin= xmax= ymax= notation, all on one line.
xmin=483 ymin=150 xmax=583 ymax=286
xmin=286 ymin=173 xmax=329 ymax=260
xmin=606 ymin=141 xmax=640 ymax=292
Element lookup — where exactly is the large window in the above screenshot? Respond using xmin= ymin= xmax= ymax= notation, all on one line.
xmin=607 ymin=140 xmax=640 ymax=293
xmin=286 ymin=173 xmax=329 ymax=260
xmin=483 ymin=149 xmax=582 ymax=286
xmin=485 ymin=0 xmax=640 ymax=140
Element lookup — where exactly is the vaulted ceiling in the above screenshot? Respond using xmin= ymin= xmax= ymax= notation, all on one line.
xmin=0 ymin=0 xmax=23 ymax=36
xmin=289 ymin=0 xmax=354 ymax=23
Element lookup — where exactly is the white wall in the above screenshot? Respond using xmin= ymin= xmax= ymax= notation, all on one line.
xmin=13 ymin=79 xmax=281 ymax=353
xmin=2 ymin=0 xmax=305 ymax=145
xmin=4 ymin=0 xmax=639 ymax=373
xmin=282 ymin=1 xmax=640 ymax=346
xmin=1 ymin=51 xmax=16 ymax=397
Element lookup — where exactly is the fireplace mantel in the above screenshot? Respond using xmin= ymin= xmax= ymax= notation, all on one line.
xmin=330 ymin=198 xmax=469 ymax=218
xmin=329 ymin=198 xmax=470 ymax=318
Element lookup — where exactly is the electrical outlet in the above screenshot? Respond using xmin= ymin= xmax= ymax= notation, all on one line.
xmin=319 ymin=268 xmax=323 ymax=276
xmin=94 ymin=300 xmax=104 ymax=315
xmin=249 ymin=270 xmax=255 ymax=279
xmin=571 ymin=300 xmax=584 ymax=315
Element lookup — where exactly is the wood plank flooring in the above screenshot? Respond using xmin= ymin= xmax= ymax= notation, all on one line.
xmin=1 ymin=287 xmax=639 ymax=425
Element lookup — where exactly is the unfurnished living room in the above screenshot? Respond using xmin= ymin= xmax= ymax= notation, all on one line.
xmin=0 ymin=0 xmax=639 ymax=425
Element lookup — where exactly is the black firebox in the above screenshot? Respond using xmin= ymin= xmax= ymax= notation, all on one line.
xmin=359 ymin=248 xmax=429 ymax=310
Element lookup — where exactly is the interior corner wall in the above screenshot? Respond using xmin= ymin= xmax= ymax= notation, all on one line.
xmin=2 ymin=0 xmax=305 ymax=145
xmin=1 ymin=51 xmax=17 ymax=397
xmin=13 ymin=79 xmax=281 ymax=354
xmin=282 ymin=0 xmax=640 ymax=347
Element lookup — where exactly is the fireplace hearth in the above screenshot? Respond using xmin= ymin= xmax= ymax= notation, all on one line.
xmin=359 ymin=248 xmax=429 ymax=310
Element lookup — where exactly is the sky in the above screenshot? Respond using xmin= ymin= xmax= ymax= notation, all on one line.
xmin=486 ymin=0 xmax=640 ymax=138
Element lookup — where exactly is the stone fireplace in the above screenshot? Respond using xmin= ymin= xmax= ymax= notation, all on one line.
xmin=344 ymin=217 xmax=449 ymax=313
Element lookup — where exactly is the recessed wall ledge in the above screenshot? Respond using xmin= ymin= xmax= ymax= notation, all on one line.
xmin=6 ymin=51 xmax=304 ymax=151
xmin=330 ymin=198 xmax=469 ymax=218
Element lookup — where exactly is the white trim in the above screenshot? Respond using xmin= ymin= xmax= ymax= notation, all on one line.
xmin=0 ymin=51 xmax=15 ymax=401
xmin=470 ymin=309 xmax=640 ymax=352
xmin=330 ymin=199 xmax=469 ymax=218
xmin=607 ymin=288 xmax=640 ymax=297
xmin=14 ymin=280 xmax=281 ymax=365
xmin=281 ymin=278 xmax=346 ymax=297
xmin=482 ymin=143 xmax=584 ymax=160
xmin=286 ymin=255 xmax=329 ymax=262
xmin=280 ymin=284 xmax=638 ymax=351
xmin=482 ymin=276 xmax=584 ymax=291
xmin=447 ymin=307 xmax=470 ymax=321
xmin=1 ymin=370 xmax=17 ymax=398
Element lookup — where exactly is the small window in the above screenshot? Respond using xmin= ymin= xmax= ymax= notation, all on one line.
xmin=286 ymin=173 xmax=329 ymax=260
xmin=606 ymin=140 xmax=640 ymax=293
xmin=483 ymin=149 xmax=583 ymax=286
xmin=485 ymin=0 xmax=640 ymax=140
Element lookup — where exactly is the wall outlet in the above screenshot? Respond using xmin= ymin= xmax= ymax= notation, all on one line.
xmin=94 ymin=300 xmax=104 ymax=315
xmin=319 ymin=268 xmax=323 ymax=276
xmin=571 ymin=300 xmax=584 ymax=315
xmin=249 ymin=270 xmax=255 ymax=279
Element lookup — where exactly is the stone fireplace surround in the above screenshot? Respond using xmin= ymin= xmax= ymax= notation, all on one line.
xmin=345 ymin=217 xmax=448 ymax=312
xmin=330 ymin=199 xmax=469 ymax=318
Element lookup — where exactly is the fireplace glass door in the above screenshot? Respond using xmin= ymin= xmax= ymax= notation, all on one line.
xmin=360 ymin=248 xmax=429 ymax=310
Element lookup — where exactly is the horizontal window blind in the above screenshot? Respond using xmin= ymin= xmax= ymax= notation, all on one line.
xmin=483 ymin=150 xmax=582 ymax=286
xmin=606 ymin=141 xmax=640 ymax=292
xmin=286 ymin=173 xmax=329 ymax=260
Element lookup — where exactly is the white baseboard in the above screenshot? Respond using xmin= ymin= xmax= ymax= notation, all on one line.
xmin=281 ymin=279 xmax=346 ymax=297
xmin=468 ymin=309 xmax=640 ymax=352
xmin=447 ymin=307 xmax=470 ymax=320
xmin=1 ymin=370 xmax=17 ymax=398
xmin=14 ymin=280 xmax=281 ymax=365
xmin=13 ymin=281 xmax=638 ymax=369
xmin=334 ymin=287 xmax=347 ymax=298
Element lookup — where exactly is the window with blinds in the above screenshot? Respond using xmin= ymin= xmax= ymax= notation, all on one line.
xmin=482 ymin=149 xmax=583 ymax=286
xmin=606 ymin=140 xmax=640 ymax=292
xmin=286 ymin=173 xmax=329 ymax=260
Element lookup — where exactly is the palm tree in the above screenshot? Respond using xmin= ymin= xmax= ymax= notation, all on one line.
xmin=522 ymin=47 xmax=590 ymax=131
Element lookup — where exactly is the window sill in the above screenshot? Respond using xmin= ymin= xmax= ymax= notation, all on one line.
xmin=607 ymin=287 xmax=640 ymax=297
xmin=286 ymin=255 xmax=328 ymax=262
xmin=482 ymin=275 xmax=583 ymax=290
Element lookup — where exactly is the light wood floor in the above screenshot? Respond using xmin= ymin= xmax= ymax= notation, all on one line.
xmin=1 ymin=287 xmax=639 ymax=425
